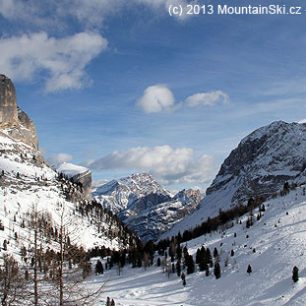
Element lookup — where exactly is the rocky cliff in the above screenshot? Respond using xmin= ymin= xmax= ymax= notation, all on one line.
xmin=56 ymin=162 xmax=92 ymax=197
xmin=0 ymin=74 xmax=38 ymax=149
xmin=163 ymin=120 xmax=306 ymax=238
xmin=206 ymin=121 xmax=306 ymax=203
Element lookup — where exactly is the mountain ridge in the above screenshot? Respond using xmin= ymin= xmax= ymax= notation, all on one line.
xmin=163 ymin=120 xmax=306 ymax=238
xmin=93 ymin=173 xmax=202 ymax=241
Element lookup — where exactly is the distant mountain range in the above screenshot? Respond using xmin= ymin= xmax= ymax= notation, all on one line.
xmin=93 ymin=173 xmax=202 ymax=241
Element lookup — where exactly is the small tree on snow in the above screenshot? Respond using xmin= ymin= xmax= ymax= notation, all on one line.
xmin=95 ymin=260 xmax=104 ymax=275
xmin=214 ymin=262 xmax=221 ymax=279
xmin=292 ymin=266 xmax=299 ymax=283
xmin=247 ymin=264 xmax=252 ymax=275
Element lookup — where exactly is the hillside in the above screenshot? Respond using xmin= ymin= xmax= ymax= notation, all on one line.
xmin=164 ymin=120 xmax=306 ymax=238
xmin=0 ymin=132 xmax=136 ymax=254
xmin=88 ymin=184 xmax=306 ymax=306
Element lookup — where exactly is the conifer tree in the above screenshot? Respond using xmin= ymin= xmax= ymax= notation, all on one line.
xmin=213 ymin=247 xmax=219 ymax=258
xmin=292 ymin=266 xmax=299 ymax=283
xmin=186 ymin=254 xmax=195 ymax=274
xmin=247 ymin=264 xmax=252 ymax=275
xmin=214 ymin=262 xmax=221 ymax=279
xmin=176 ymin=260 xmax=181 ymax=277
xmin=95 ymin=260 xmax=104 ymax=275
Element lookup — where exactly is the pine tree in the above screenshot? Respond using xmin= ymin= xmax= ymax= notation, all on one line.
xmin=176 ymin=260 xmax=181 ymax=277
xmin=196 ymin=249 xmax=201 ymax=264
xmin=292 ymin=266 xmax=299 ymax=283
xmin=213 ymin=247 xmax=219 ymax=258
xmin=206 ymin=248 xmax=213 ymax=267
xmin=95 ymin=260 xmax=104 ymax=275
xmin=181 ymin=272 xmax=186 ymax=286
xmin=247 ymin=264 xmax=252 ymax=275
xmin=186 ymin=255 xmax=195 ymax=274
xmin=214 ymin=262 xmax=221 ymax=279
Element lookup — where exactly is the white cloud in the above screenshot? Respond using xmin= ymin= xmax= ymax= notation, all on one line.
xmin=138 ymin=85 xmax=229 ymax=113
xmin=185 ymin=90 xmax=229 ymax=107
xmin=0 ymin=0 xmax=193 ymax=28
xmin=89 ymin=145 xmax=214 ymax=185
xmin=0 ymin=32 xmax=107 ymax=91
xmin=47 ymin=153 xmax=73 ymax=166
xmin=138 ymin=84 xmax=175 ymax=113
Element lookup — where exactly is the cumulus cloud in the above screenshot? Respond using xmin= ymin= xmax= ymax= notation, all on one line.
xmin=47 ymin=153 xmax=73 ymax=166
xmin=138 ymin=85 xmax=228 ymax=113
xmin=138 ymin=84 xmax=175 ymax=113
xmin=0 ymin=32 xmax=107 ymax=91
xmin=88 ymin=145 xmax=214 ymax=185
xmin=185 ymin=90 xmax=229 ymax=107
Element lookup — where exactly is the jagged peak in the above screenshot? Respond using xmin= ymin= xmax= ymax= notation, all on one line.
xmin=241 ymin=120 xmax=290 ymax=144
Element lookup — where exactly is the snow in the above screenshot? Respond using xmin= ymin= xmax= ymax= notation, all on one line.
xmin=87 ymin=185 xmax=306 ymax=305
xmin=56 ymin=161 xmax=89 ymax=178
xmin=93 ymin=173 xmax=171 ymax=213
xmin=93 ymin=173 xmax=201 ymax=241
xmin=0 ymin=133 xmax=122 ymax=259
xmin=165 ymin=120 xmax=306 ymax=238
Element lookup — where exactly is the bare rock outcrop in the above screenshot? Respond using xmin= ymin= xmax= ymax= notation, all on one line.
xmin=0 ymin=74 xmax=38 ymax=149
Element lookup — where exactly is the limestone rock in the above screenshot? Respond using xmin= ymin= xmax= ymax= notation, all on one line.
xmin=56 ymin=162 xmax=92 ymax=198
xmin=0 ymin=74 xmax=38 ymax=149
xmin=0 ymin=74 xmax=18 ymax=127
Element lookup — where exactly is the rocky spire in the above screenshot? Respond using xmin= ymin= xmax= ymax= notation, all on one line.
xmin=0 ymin=74 xmax=39 ymax=150
xmin=0 ymin=74 xmax=18 ymax=127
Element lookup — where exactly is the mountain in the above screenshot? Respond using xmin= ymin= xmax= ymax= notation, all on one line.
xmin=93 ymin=173 xmax=171 ymax=213
xmin=93 ymin=173 xmax=202 ymax=241
xmin=0 ymin=74 xmax=38 ymax=149
xmin=95 ymin=184 xmax=306 ymax=306
xmin=0 ymin=76 xmax=136 ymax=259
xmin=56 ymin=161 xmax=92 ymax=196
xmin=163 ymin=120 xmax=306 ymax=238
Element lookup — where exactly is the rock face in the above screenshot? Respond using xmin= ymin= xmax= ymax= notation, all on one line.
xmin=56 ymin=162 xmax=92 ymax=198
xmin=93 ymin=173 xmax=202 ymax=241
xmin=0 ymin=75 xmax=18 ymax=126
xmin=206 ymin=121 xmax=306 ymax=203
xmin=163 ymin=120 xmax=306 ymax=238
xmin=0 ymin=74 xmax=38 ymax=149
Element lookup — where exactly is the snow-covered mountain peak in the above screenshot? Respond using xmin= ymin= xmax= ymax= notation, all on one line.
xmin=93 ymin=172 xmax=171 ymax=213
xmin=56 ymin=161 xmax=92 ymax=197
xmin=93 ymin=173 xmax=202 ymax=241
xmin=56 ymin=161 xmax=89 ymax=177
xmin=165 ymin=120 xmax=306 ymax=238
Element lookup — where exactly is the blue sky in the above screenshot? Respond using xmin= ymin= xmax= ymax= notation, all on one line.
xmin=1 ymin=0 xmax=306 ymax=190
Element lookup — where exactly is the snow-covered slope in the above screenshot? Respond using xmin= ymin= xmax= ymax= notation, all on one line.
xmin=93 ymin=173 xmax=171 ymax=213
xmin=0 ymin=133 xmax=134 ymax=258
xmin=90 ymin=185 xmax=306 ymax=306
xmin=56 ymin=161 xmax=92 ymax=196
xmin=56 ymin=161 xmax=89 ymax=178
xmin=165 ymin=120 xmax=306 ymax=237
xmin=93 ymin=174 xmax=202 ymax=241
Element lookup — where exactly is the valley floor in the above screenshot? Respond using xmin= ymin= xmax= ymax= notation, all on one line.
xmin=88 ymin=186 xmax=306 ymax=306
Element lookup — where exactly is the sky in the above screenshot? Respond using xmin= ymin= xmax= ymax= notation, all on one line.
xmin=1 ymin=0 xmax=306 ymax=191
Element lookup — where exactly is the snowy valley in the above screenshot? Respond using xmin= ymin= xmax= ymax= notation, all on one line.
xmin=1 ymin=75 xmax=306 ymax=306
